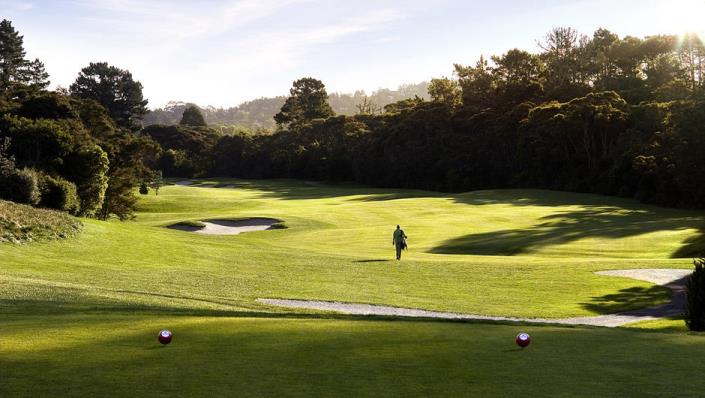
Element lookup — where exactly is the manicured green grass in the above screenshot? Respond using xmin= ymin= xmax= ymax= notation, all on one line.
xmin=2 ymin=179 xmax=705 ymax=396
xmin=2 ymin=180 xmax=702 ymax=318
xmin=3 ymin=314 xmax=705 ymax=397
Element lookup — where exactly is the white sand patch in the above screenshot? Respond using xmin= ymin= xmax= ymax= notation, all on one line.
xmin=595 ymin=269 xmax=691 ymax=286
xmin=174 ymin=180 xmax=194 ymax=186
xmin=167 ymin=218 xmax=281 ymax=235
xmin=258 ymin=269 xmax=693 ymax=327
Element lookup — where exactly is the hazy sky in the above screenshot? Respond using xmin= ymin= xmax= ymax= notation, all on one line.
xmin=3 ymin=0 xmax=704 ymax=108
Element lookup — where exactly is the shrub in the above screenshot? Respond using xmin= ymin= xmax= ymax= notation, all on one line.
xmin=64 ymin=144 xmax=109 ymax=217
xmin=39 ymin=174 xmax=80 ymax=214
xmin=0 ymin=168 xmax=40 ymax=205
xmin=139 ymin=182 xmax=149 ymax=195
xmin=685 ymin=258 xmax=705 ymax=331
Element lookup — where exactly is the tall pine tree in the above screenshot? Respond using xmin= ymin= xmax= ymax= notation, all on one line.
xmin=0 ymin=19 xmax=27 ymax=93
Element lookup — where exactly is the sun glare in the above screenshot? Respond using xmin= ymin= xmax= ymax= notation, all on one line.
xmin=658 ymin=0 xmax=705 ymax=40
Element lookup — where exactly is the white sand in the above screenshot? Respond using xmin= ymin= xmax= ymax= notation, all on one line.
xmin=169 ymin=218 xmax=281 ymax=235
xmin=258 ymin=269 xmax=692 ymax=327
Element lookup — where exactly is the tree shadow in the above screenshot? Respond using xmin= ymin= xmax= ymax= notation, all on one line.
xmin=580 ymin=285 xmax=672 ymax=315
xmin=184 ymin=181 xmax=705 ymax=256
xmin=673 ymin=229 xmax=705 ymax=258
xmin=580 ymin=274 xmax=689 ymax=317
xmin=449 ymin=189 xmax=630 ymax=208
xmin=429 ymin=207 xmax=705 ymax=258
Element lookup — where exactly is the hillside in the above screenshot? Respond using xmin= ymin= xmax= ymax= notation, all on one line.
xmin=0 ymin=200 xmax=82 ymax=243
xmin=144 ymin=82 xmax=429 ymax=130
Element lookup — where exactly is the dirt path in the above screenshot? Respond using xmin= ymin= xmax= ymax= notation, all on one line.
xmin=258 ymin=269 xmax=692 ymax=327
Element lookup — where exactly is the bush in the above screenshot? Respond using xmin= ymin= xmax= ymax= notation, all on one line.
xmin=685 ymin=258 xmax=705 ymax=331
xmin=139 ymin=182 xmax=149 ymax=195
xmin=39 ymin=174 xmax=80 ymax=214
xmin=64 ymin=144 xmax=109 ymax=217
xmin=0 ymin=168 xmax=40 ymax=205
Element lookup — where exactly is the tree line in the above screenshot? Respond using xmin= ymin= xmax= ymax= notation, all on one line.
xmin=142 ymin=82 xmax=429 ymax=130
xmin=0 ymin=20 xmax=156 ymax=219
xmin=184 ymin=28 xmax=705 ymax=209
xmin=1 ymin=19 xmax=704 ymax=223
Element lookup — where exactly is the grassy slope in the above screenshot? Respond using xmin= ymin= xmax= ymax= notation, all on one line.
xmin=2 ymin=180 xmax=705 ymax=396
xmin=3 ymin=180 xmax=703 ymax=318
xmin=0 ymin=200 xmax=82 ymax=243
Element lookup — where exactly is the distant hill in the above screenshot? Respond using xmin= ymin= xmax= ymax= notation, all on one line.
xmin=144 ymin=82 xmax=429 ymax=130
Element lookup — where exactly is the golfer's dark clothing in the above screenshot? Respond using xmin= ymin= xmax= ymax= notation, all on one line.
xmin=395 ymin=242 xmax=404 ymax=260
xmin=393 ymin=228 xmax=407 ymax=260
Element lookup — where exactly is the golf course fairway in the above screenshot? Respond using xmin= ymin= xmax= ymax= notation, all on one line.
xmin=2 ymin=179 xmax=705 ymax=396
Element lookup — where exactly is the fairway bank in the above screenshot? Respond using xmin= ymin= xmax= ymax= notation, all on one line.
xmin=258 ymin=268 xmax=692 ymax=327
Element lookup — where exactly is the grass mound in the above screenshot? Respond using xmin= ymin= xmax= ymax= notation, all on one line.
xmin=0 ymin=200 xmax=82 ymax=243
xmin=172 ymin=220 xmax=207 ymax=228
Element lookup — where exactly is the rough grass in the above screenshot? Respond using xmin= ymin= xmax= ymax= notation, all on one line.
xmin=0 ymin=200 xmax=82 ymax=243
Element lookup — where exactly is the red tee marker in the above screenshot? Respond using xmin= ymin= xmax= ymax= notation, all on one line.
xmin=515 ymin=332 xmax=531 ymax=348
xmin=158 ymin=329 xmax=173 ymax=345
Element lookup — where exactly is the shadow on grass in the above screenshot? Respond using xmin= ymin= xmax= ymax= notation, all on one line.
xmin=181 ymin=180 xmax=705 ymax=258
xmin=580 ymin=285 xmax=672 ymax=315
xmin=429 ymin=206 xmax=705 ymax=258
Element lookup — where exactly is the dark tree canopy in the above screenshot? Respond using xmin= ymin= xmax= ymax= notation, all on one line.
xmin=0 ymin=19 xmax=49 ymax=94
xmin=274 ymin=77 xmax=334 ymax=129
xmin=179 ymin=104 xmax=207 ymax=127
xmin=0 ymin=19 xmax=26 ymax=92
xmin=69 ymin=62 xmax=148 ymax=131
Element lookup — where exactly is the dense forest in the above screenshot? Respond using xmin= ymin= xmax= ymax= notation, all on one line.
xmin=1 ymin=19 xmax=704 ymax=222
xmin=143 ymin=82 xmax=430 ymax=130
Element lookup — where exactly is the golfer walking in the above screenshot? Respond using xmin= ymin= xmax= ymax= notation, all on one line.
xmin=393 ymin=225 xmax=408 ymax=260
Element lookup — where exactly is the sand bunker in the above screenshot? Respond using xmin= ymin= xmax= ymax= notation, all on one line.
xmin=174 ymin=180 xmax=194 ymax=186
xmin=258 ymin=268 xmax=693 ymax=328
xmin=168 ymin=218 xmax=283 ymax=235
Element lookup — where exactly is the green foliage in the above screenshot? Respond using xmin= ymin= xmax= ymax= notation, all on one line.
xmin=144 ymin=124 xmax=219 ymax=177
xmin=274 ymin=77 xmax=335 ymax=129
xmin=428 ymin=77 xmax=462 ymax=109
xmin=149 ymin=170 xmax=163 ymax=195
xmin=38 ymin=174 xmax=80 ymax=214
xmin=98 ymin=167 xmax=138 ymax=220
xmin=16 ymin=91 xmax=76 ymax=120
xmin=179 ymin=104 xmax=207 ymax=127
xmin=685 ymin=258 xmax=705 ymax=331
xmin=69 ymin=62 xmax=148 ymax=131
xmin=65 ymin=144 xmax=109 ymax=216
xmin=139 ymin=182 xmax=149 ymax=195
xmin=0 ymin=167 xmax=40 ymax=205
xmin=0 ymin=19 xmax=27 ymax=92
xmin=144 ymin=83 xmax=430 ymax=130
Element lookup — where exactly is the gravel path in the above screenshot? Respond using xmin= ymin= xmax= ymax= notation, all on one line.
xmin=258 ymin=269 xmax=692 ymax=327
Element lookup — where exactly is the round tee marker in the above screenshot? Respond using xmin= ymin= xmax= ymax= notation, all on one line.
xmin=515 ymin=332 xmax=531 ymax=348
xmin=158 ymin=329 xmax=173 ymax=345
